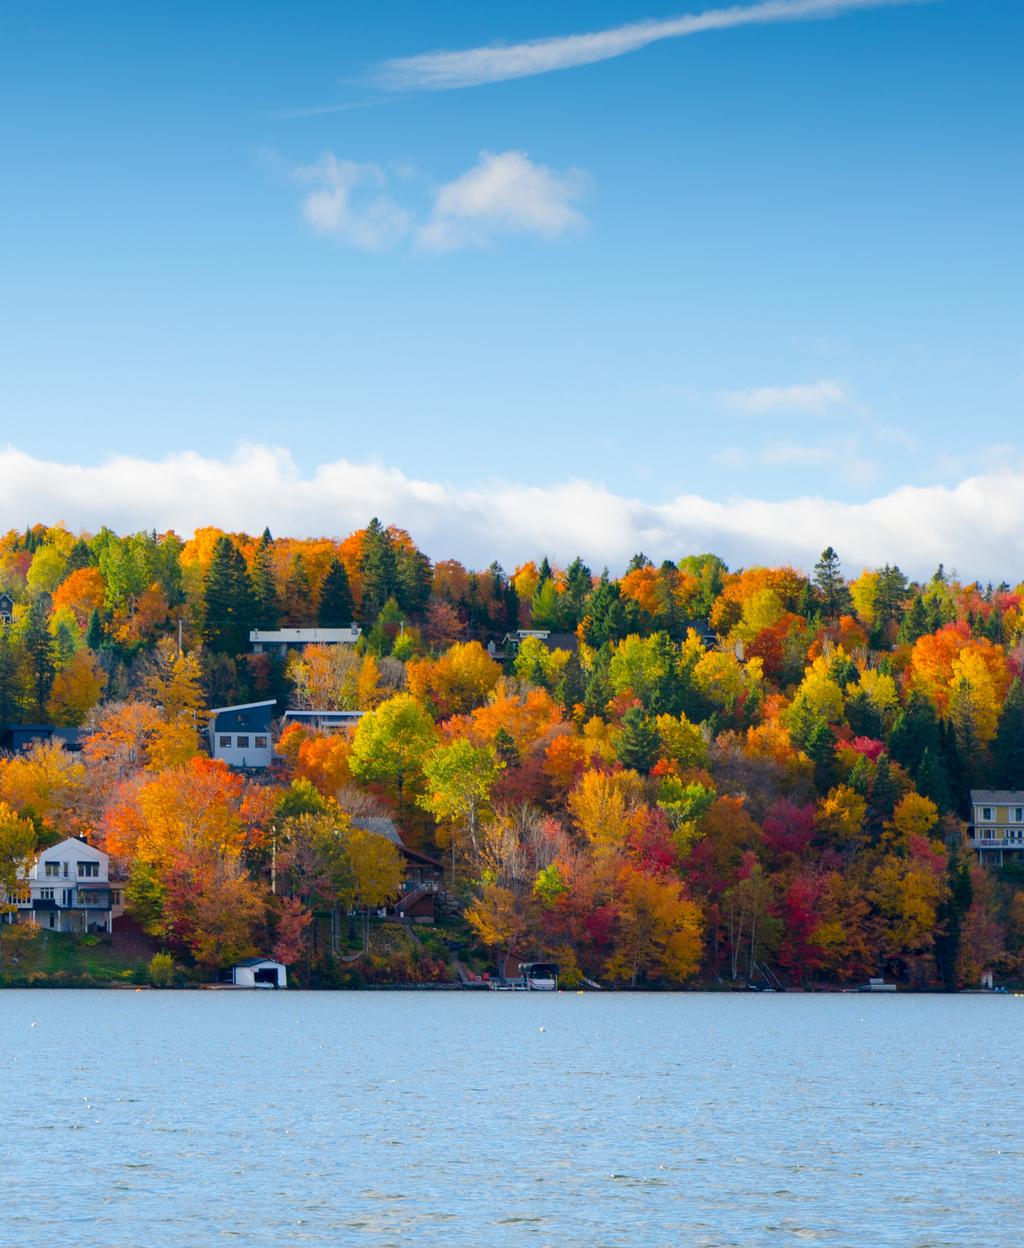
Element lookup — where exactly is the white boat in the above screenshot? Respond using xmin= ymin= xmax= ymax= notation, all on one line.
xmin=520 ymin=962 xmax=559 ymax=991
xmin=857 ymin=977 xmax=897 ymax=993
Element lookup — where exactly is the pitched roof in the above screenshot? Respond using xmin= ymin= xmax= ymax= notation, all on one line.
xmin=971 ymin=790 xmax=1024 ymax=805
xmin=351 ymin=816 xmax=402 ymax=846
xmin=207 ymin=701 xmax=278 ymax=716
xmin=234 ymin=956 xmax=283 ymax=968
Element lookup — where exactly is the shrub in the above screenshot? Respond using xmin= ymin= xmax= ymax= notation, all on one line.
xmin=148 ymin=952 xmax=175 ymax=987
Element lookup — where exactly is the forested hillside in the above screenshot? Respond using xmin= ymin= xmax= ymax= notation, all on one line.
xmin=1 ymin=521 xmax=1023 ymax=988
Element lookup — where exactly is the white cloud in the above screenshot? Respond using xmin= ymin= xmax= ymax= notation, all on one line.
xmin=287 ymin=150 xmax=589 ymax=251
xmin=1 ymin=443 xmax=1023 ymax=582
xmin=290 ymin=153 xmax=412 ymax=249
xmin=417 ymin=151 xmax=590 ymax=251
xmin=722 ymin=379 xmax=851 ymax=415
xmin=373 ymin=0 xmax=928 ymax=92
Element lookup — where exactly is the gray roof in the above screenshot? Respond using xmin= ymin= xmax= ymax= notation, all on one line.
xmin=971 ymin=790 xmax=1024 ymax=805
xmin=351 ymin=816 xmax=402 ymax=846
xmin=234 ymin=956 xmax=283 ymax=968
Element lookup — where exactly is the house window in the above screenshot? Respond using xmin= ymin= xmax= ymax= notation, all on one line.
xmin=78 ymin=862 xmax=99 ymax=879
xmin=44 ymin=861 xmax=60 ymax=878
xmin=63 ymin=862 xmax=69 ymax=878
xmin=254 ymin=736 xmax=267 ymax=749
xmin=63 ymin=889 xmax=73 ymax=906
xmin=236 ymin=736 xmax=250 ymax=749
xmin=48 ymin=914 xmax=56 ymax=929
xmin=982 ymin=807 xmax=992 ymax=821
xmin=1015 ymin=808 xmax=1024 ymax=823
xmin=219 ymin=736 xmax=232 ymax=748
xmin=111 ymin=890 xmax=122 ymax=906
xmin=40 ymin=888 xmax=54 ymax=900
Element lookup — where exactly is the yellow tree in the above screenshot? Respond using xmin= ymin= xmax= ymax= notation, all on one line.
xmin=146 ymin=640 xmax=206 ymax=770
xmin=604 ymin=868 xmax=703 ymax=987
xmin=47 ymin=649 xmax=107 ymax=727
xmin=348 ymin=827 xmax=404 ymax=949
xmin=418 ymin=738 xmax=503 ymax=872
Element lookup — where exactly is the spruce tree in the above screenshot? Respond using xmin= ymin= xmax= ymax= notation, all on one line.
xmin=813 ymin=547 xmax=849 ymax=619
xmin=0 ymin=624 xmax=23 ymax=727
xmin=993 ymin=679 xmax=1024 ymax=788
xmin=395 ymin=544 xmax=432 ymax=617
xmin=318 ymin=558 xmax=355 ymax=627
xmin=359 ymin=518 xmax=398 ymax=622
xmin=897 ymin=595 xmax=929 ymax=645
xmin=615 ymin=706 xmax=661 ymax=773
xmin=84 ymin=608 xmax=103 ymax=651
xmin=560 ymin=557 xmax=592 ymax=631
xmin=251 ymin=529 xmax=280 ymax=631
xmin=915 ymin=746 xmax=950 ymax=812
xmin=203 ymin=536 xmax=255 ymax=655
xmin=935 ymin=848 xmax=973 ymax=988
xmin=64 ymin=538 xmax=95 ymax=576
xmin=23 ymin=598 xmax=56 ymax=716
xmin=889 ymin=690 xmax=941 ymax=774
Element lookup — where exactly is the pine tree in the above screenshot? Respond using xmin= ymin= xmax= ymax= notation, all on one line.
xmin=359 ymin=518 xmax=398 ymax=622
xmin=581 ymin=572 xmax=628 ymax=647
xmin=846 ymin=689 xmax=884 ymax=740
xmin=993 ymin=680 xmax=1024 ymax=788
xmin=203 ymin=536 xmax=255 ymax=655
xmin=0 ymin=624 xmax=24 ymax=727
xmin=63 ymin=538 xmax=95 ymax=576
xmin=282 ymin=552 xmax=313 ymax=626
xmin=615 ymin=706 xmax=661 ymax=773
xmin=867 ymin=753 xmax=900 ymax=833
xmin=251 ymin=529 xmax=280 ymax=631
xmin=395 ymin=544 xmax=432 ymax=617
xmin=897 ymin=595 xmax=929 ymax=645
xmin=560 ymin=557 xmax=592 ymax=631
xmin=875 ymin=564 xmax=909 ymax=632
xmin=813 ymin=547 xmax=849 ymax=619
xmin=23 ymin=598 xmax=56 ymax=715
xmin=889 ymin=690 xmax=941 ymax=774
xmin=915 ymin=746 xmax=950 ymax=812
xmin=84 ymin=608 xmax=103 ymax=651
xmin=935 ymin=848 xmax=973 ymax=988
xmin=318 ymin=557 xmax=355 ymax=627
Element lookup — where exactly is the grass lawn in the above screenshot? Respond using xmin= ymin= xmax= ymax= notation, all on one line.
xmin=0 ymin=927 xmax=155 ymax=985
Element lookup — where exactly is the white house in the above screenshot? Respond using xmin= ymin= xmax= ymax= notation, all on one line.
xmin=250 ymin=626 xmax=361 ymax=655
xmin=207 ymin=701 xmax=276 ymax=769
xmin=5 ymin=837 xmax=121 ymax=934
xmin=231 ymin=956 xmax=287 ymax=988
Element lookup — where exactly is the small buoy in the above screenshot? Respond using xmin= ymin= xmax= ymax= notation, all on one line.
xmin=539 ymin=1026 xmax=545 ymax=1032
xmin=30 ymin=1022 xmax=38 ymax=1028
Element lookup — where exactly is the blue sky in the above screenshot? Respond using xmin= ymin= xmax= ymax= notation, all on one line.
xmin=0 ymin=1 xmax=1021 ymax=573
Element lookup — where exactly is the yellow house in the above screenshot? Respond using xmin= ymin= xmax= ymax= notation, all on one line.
xmin=969 ymin=790 xmax=1024 ymax=867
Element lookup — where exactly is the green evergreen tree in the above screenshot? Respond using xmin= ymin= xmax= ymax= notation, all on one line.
xmin=935 ymin=848 xmax=973 ymax=988
xmin=615 ymin=706 xmax=661 ymax=773
xmin=396 ymin=544 xmax=432 ymax=617
xmin=203 ymin=536 xmax=255 ymax=655
xmin=84 ymin=608 xmax=103 ymax=651
xmin=23 ymin=597 xmax=56 ymax=715
xmin=846 ymin=752 xmax=872 ymax=797
xmin=63 ymin=538 xmax=95 ymax=576
xmin=580 ymin=572 xmax=628 ymax=648
xmin=813 ymin=547 xmax=850 ymax=619
xmin=915 ymin=746 xmax=951 ymax=813
xmin=359 ymin=518 xmax=398 ymax=622
xmin=992 ymin=679 xmax=1024 ymax=788
xmin=889 ymin=690 xmax=941 ymax=774
xmin=560 ymin=557 xmax=592 ymax=631
xmin=0 ymin=625 xmax=24 ymax=727
xmin=867 ymin=754 xmax=900 ymax=833
xmin=875 ymin=564 xmax=909 ymax=632
xmin=318 ymin=557 xmax=355 ymax=627
xmin=251 ymin=529 xmax=280 ymax=630
xmin=897 ymin=595 xmax=929 ymax=645
xmin=846 ymin=688 xmax=884 ymax=740
xmin=558 ymin=653 xmax=587 ymax=714
xmin=582 ymin=644 xmax=614 ymax=719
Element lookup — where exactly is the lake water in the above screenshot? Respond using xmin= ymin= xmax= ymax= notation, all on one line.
xmin=0 ymin=991 xmax=1019 ymax=1247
